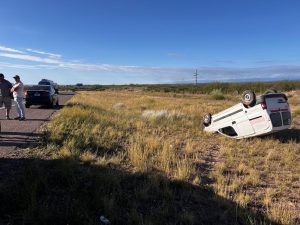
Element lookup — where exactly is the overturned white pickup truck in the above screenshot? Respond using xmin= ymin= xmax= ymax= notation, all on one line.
xmin=203 ymin=90 xmax=292 ymax=139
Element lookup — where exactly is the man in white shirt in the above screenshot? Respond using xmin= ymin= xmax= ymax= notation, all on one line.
xmin=11 ymin=75 xmax=25 ymax=120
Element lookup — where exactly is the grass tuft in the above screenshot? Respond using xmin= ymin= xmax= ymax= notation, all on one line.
xmin=142 ymin=109 xmax=184 ymax=121
xmin=210 ymin=89 xmax=226 ymax=100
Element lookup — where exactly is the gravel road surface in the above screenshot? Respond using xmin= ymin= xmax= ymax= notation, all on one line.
xmin=0 ymin=92 xmax=74 ymax=157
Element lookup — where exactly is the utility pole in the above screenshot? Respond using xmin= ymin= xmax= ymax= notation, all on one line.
xmin=194 ymin=69 xmax=198 ymax=85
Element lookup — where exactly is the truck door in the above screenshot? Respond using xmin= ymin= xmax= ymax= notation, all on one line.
xmin=265 ymin=94 xmax=291 ymax=127
xmin=232 ymin=107 xmax=255 ymax=137
xmin=246 ymin=105 xmax=270 ymax=132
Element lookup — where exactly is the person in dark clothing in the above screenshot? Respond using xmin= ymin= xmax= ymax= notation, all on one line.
xmin=0 ymin=73 xmax=13 ymax=119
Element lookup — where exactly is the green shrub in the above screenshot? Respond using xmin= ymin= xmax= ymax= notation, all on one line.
xmin=210 ymin=89 xmax=225 ymax=100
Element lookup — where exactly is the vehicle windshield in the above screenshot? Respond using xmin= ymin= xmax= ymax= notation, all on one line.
xmin=39 ymin=81 xmax=51 ymax=85
xmin=256 ymin=93 xmax=287 ymax=105
xmin=28 ymin=85 xmax=51 ymax=91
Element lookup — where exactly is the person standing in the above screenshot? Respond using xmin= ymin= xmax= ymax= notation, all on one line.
xmin=0 ymin=73 xmax=13 ymax=119
xmin=11 ymin=75 xmax=25 ymax=120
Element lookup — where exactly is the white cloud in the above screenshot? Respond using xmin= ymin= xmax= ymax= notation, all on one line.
xmin=0 ymin=46 xmax=23 ymax=53
xmin=0 ymin=53 xmax=61 ymax=64
xmin=0 ymin=45 xmax=299 ymax=83
xmin=26 ymin=48 xmax=62 ymax=58
xmin=0 ymin=62 xmax=56 ymax=70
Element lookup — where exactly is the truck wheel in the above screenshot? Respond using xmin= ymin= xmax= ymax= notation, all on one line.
xmin=264 ymin=89 xmax=277 ymax=95
xmin=49 ymin=100 xmax=55 ymax=108
xmin=242 ymin=90 xmax=256 ymax=107
xmin=203 ymin=113 xmax=212 ymax=127
xmin=56 ymin=100 xmax=59 ymax=108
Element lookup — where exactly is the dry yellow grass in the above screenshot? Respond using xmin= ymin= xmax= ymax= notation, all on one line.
xmin=43 ymin=89 xmax=300 ymax=224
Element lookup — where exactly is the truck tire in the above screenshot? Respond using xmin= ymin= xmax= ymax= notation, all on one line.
xmin=48 ymin=99 xmax=55 ymax=109
xmin=203 ymin=113 xmax=212 ymax=127
xmin=56 ymin=99 xmax=60 ymax=108
xmin=242 ymin=90 xmax=256 ymax=107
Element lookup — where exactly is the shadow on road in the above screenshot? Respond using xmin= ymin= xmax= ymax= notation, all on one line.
xmin=0 ymin=131 xmax=40 ymax=137
xmin=27 ymin=105 xmax=61 ymax=110
xmin=0 ymin=132 xmax=41 ymax=149
xmin=0 ymin=157 xmax=282 ymax=225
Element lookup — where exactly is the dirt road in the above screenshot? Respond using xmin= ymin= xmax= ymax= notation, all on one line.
xmin=0 ymin=92 xmax=74 ymax=157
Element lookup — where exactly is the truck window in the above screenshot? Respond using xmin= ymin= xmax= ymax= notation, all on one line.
xmin=218 ymin=126 xmax=238 ymax=137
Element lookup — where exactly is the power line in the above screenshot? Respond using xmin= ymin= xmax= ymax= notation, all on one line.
xmin=193 ymin=69 xmax=198 ymax=85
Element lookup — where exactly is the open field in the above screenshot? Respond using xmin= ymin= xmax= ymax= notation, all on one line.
xmin=1 ymin=89 xmax=299 ymax=225
xmin=59 ymin=80 xmax=300 ymax=94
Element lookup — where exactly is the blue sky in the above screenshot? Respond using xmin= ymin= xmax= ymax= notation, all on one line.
xmin=0 ymin=0 xmax=300 ymax=84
